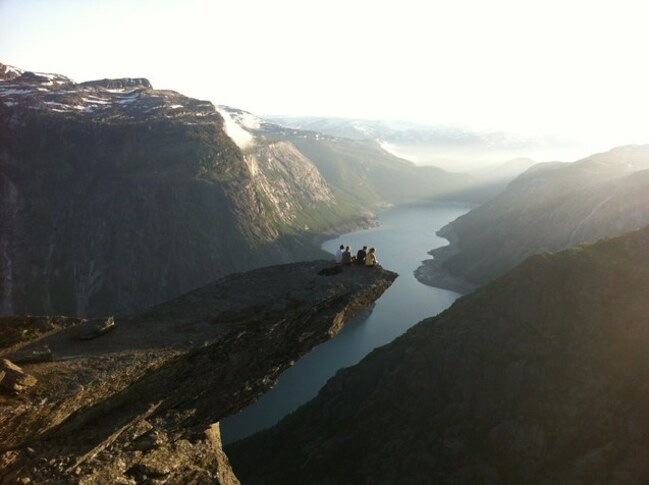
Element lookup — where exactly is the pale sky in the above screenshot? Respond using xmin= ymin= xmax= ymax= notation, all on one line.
xmin=1 ymin=0 xmax=648 ymax=151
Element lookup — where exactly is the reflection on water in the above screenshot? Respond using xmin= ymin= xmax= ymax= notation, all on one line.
xmin=221 ymin=203 xmax=470 ymax=443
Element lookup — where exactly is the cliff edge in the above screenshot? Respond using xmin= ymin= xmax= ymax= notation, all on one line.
xmin=0 ymin=260 xmax=396 ymax=484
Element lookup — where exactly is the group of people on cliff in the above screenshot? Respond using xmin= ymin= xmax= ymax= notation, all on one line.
xmin=335 ymin=245 xmax=379 ymax=267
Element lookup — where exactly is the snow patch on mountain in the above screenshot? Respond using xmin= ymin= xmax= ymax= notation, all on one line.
xmin=6 ymin=65 xmax=22 ymax=76
xmin=0 ymin=88 xmax=33 ymax=95
xmin=1 ymin=66 xmax=219 ymax=123
xmin=82 ymin=96 xmax=111 ymax=105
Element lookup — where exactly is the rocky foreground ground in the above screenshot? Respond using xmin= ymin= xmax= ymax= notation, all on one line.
xmin=0 ymin=261 xmax=396 ymax=484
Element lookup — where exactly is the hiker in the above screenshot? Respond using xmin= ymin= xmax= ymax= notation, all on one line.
xmin=335 ymin=244 xmax=344 ymax=264
xmin=365 ymin=247 xmax=378 ymax=267
xmin=356 ymin=246 xmax=367 ymax=264
xmin=342 ymin=245 xmax=353 ymax=266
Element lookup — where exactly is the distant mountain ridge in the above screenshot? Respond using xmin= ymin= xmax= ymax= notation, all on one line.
xmin=220 ymin=106 xmax=494 ymax=206
xmin=416 ymin=144 xmax=649 ymax=290
xmin=268 ymin=115 xmax=580 ymax=172
xmin=229 ymin=225 xmax=649 ymax=484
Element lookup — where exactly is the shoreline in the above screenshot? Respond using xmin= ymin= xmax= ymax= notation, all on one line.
xmin=313 ymin=201 xmax=480 ymax=295
xmin=412 ymin=207 xmax=478 ymax=294
xmin=413 ymin=258 xmax=478 ymax=295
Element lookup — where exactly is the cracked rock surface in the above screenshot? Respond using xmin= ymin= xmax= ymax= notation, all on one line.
xmin=0 ymin=260 xmax=396 ymax=484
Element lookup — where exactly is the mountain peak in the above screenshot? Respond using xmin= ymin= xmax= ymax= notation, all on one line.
xmin=0 ymin=62 xmax=23 ymax=81
xmin=0 ymin=63 xmax=216 ymax=124
xmin=14 ymin=70 xmax=73 ymax=86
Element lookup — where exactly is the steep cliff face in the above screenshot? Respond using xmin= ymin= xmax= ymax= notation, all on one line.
xmin=230 ymin=227 xmax=649 ymax=484
xmin=0 ymin=64 xmax=362 ymax=317
xmin=416 ymin=145 xmax=649 ymax=290
xmin=217 ymin=107 xmax=370 ymax=233
xmin=0 ymin=260 xmax=397 ymax=484
xmin=219 ymin=106 xmax=481 ymax=208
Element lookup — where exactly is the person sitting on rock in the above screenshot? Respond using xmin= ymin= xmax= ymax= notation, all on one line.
xmin=356 ymin=246 xmax=367 ymax=265
xmin=342 ymin=245 xmax=353 ymax=266
xmin=365 ymin=247 xmax=378 ymax=267
xmin=335 ymin=244 xmax=344 ymax=264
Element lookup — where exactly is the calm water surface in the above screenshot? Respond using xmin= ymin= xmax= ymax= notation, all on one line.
xmin=221 ymin=203 xmax=470 ymax=443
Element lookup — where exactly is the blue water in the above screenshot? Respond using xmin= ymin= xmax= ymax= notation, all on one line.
xmin=220 ymin=203 xmax=470 ymax=443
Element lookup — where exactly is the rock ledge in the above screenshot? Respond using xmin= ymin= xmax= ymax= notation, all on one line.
xmin=0 ymin=260 xmax=396 ymax=484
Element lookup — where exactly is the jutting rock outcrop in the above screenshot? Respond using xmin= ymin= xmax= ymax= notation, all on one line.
xmin=0 ymin=260 xmax=396 ymax=484
xmin=230 ymin=228 xmax=649 ymax=484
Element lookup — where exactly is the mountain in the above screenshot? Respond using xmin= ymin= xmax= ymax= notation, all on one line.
xmin=0 ymin=63 xmax=22 ymax=81
xmin=228 ymin=226 xmax=649 ymax=484
xmin=215 ymin=106 xmax=370 ymax=233
xmin=0 ymin=260 xmax=397 ymax=483
xmin=0 ymin=63 xmax=371 ymax=317
xmin=465 ymin=157 xmax=537 ymax=199
xmin=219 ymin=106 xmax=482 ymax=206
xmin=471 ymin=157 xmax=537 ymax=180
xmin=268 ymin=116 xmax=580 ymax=172
xmin=417 ymin=144 xmax=649 ymax=291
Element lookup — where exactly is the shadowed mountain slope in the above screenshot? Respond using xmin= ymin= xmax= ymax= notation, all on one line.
xmin=416 ymin=144 xmax=649 ymax=291
xmin=230 ymin=227 xmax=649 ymax=484
xmin=0 ymin=63 xmax=368 ymax=318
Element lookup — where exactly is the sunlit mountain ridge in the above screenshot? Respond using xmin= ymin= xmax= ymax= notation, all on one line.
xmin=417 ymin=144 xmax=649 ymax=291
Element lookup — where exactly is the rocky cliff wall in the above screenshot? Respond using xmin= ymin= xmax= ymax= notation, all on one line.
xmin=0 ymin=64 xmax=366 ymax=317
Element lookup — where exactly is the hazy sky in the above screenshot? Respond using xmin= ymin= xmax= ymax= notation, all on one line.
xmin=1 ymin=0 xmax=647 ymax=149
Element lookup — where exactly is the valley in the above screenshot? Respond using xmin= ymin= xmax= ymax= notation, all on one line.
xmin=221 ymin=203 xmax=470 ymax=443
xmin=0 ymin=63 xmax=501 ymax=319
xmin=229 ymin=226 xmax=649 ymax=484
xmin=2 ymin=59 xmax=649 ymax=485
